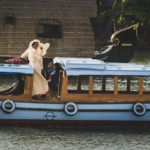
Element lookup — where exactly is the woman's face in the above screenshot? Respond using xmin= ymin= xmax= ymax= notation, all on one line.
xmin=32 ymin=42 xmax=39 ymax=49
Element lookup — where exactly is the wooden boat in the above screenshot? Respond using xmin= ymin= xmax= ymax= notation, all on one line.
xmin=0 ymin=57 xmax=150 ymax=124
xmin=94 ymin=23 xmax=140 ymax=62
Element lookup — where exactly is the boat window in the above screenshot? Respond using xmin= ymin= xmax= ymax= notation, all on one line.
xmin=143 ymin=77 xmax=150 ymax=93
xmin=130 ymin=77 xmax=139 ymax=93
xmin=93 ymin=77 xmax=103 ymax=92
xmin=66 ymin=75 xmax=150 ymax=98
xmin=0 ymin=74 xmax=25 ymax=95
xmin=93 ymin=76 xmax=114 ymax=93
xmin=68 ymin=76 xmax=78 ymax=91
xmin=118 ymin=77 xmax=127 ymax=93
xmin=80 ymin=76 xmax=89 ymax=92
xmin=0 ymin=75 xmax=15 ymax=92
xmin=68 ymin=76 xmax=89 ymax=93
xmin=105 ymin=77 xmax=114 ymax=92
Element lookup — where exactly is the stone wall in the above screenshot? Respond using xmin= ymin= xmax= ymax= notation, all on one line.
xmin=0 ymin=0 xmax=97 ymax=58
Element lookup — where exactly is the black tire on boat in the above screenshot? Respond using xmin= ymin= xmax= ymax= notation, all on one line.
xmin=133 ymin=103 xmax=146 ymax=116
xmin=64 ymin=102 xmax=78 ymax=116
xmin=1 ymin=100 xmax=16 ymax=113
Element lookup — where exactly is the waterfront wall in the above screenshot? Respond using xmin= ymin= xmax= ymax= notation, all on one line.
xmin=0 ymin=0 xmax=97 ymax=58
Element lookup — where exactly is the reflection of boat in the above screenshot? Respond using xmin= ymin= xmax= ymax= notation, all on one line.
xmin=1 ymin=57 xmax=150 ymax=124
xmin=93 ymin=23 xmax=140 ymax=62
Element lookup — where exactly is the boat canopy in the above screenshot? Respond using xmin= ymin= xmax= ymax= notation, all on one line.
xmin=0 ymin=64 xmax=34 ymax=75
xmin=54 ymin=57 xmax=150 ymax=76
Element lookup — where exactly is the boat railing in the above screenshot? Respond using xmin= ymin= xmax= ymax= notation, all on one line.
xmin=60 ymin=72 xmax=150 ymax=102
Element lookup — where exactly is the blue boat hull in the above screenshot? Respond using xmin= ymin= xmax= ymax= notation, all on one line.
xmin=0 ymin=101 xmax=150 ymax=122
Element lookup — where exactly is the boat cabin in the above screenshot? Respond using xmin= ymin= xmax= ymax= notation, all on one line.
xmin=55 ymin=57 xmax=150 ymax=103
xmin=0 ymin=57 xmax=150 ymax=103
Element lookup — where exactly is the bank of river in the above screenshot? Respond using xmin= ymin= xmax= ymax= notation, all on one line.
xmin=0 ymin=50 xmax=150 ymax=150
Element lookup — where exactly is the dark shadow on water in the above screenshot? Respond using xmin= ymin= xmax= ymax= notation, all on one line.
xmin=1 ymin=123 xmax=150 ymax=134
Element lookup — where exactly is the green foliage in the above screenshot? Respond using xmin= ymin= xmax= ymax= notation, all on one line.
xmin=97 ymin=9 xmax=112 ymax=20
xmin=120 ymin=0 xmax=150 ymax=43
xmin=97 ymin=0 xmax=150 ymax=45
xmin=121 ymin=0 xmax=129 ymax=6
xmin=117 ymin=15 xmax=125 ymax=25
xmin=123 ymin=0 xmax=150 ymax=21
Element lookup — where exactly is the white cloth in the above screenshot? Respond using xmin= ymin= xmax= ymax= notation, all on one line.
xmin=21 ymin=40 xmax=50 ymax=95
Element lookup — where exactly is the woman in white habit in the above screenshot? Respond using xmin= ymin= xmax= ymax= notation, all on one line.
xmin=21 ymin=39 xmax=50 ymax=99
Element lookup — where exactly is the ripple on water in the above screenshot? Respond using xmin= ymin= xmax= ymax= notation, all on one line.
xmin=0 ymin=125 xmax=150 ymax=150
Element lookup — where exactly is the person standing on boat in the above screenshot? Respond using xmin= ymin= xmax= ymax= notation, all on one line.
xmin=42 ymin=61 xmax=61 ymax=93
xmin=21 ymin=39 xmax=50 ymax=99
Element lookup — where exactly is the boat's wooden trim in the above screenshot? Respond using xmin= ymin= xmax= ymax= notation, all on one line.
xmin=139 ymin=77 xmax=143 ymax=96
xmin=114 ymin=76 xmax=118 ymax=96
xmin=89 ymin=76 xmax=93 ymax=96
xmin=60 ymin=93 xmax=150 ymax=102
xmin=127 ymin=77 xmax=130 ymax=93
xmin=61 ymin=74 xmax=68 ymax=97
xmin=102 ymin=77 xmax=106 ymax=92
xmin=0 ymin=95 xmax=31 ymax=101
xmin=23 ymin=76 xmax=33 ymax=98
xmin=77 ymin=76 xmax=81 ymax=91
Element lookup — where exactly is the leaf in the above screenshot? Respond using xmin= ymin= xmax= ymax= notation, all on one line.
xmin=122 ymin=0 xmax=129 ymax=4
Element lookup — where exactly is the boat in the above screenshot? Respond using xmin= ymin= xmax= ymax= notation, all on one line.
xmin=0 ymin=57 xmax=150 ymax=124
xmin=93 ymin=23 xmax=140 ymax=62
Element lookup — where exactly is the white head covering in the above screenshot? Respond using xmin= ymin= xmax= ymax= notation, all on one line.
xmin=39 ymin=42 xmax=50 ymax=56
xmin=29 ymin=39 xmax=40 ymax=49
xmin=28 ymin=39 xmax=50 ymax=56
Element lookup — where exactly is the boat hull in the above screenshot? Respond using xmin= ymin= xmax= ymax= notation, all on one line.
xmin=94 ymin=46 xmax=135 ymax=62
xmin=0 ymin=101 xmax=150 ymax=123
xmin=94 ymin=23 xmax=139 ymax=62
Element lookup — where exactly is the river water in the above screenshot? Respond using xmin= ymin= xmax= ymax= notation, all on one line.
xmin=0 ymin=50 xmax=150 ymax=150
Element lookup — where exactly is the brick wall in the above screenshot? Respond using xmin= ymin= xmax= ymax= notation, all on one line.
xmin=0 ymin=0 xmax=97 ymax=58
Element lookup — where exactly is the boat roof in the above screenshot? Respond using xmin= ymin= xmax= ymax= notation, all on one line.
xmin=54 ymin=57 xmax=150 ymax=76
xmin=0 ymin=64 xmax=34 ymax=75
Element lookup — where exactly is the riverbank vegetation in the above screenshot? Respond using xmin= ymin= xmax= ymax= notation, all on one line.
xmin=96 ymin=0 xmax=150 ymax=50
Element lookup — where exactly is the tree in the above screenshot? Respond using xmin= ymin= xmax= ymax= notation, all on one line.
xmin=96 ymin=0 xmax=150 ymax=48
xmin=120 ymin=0 xmax=150 ymax=44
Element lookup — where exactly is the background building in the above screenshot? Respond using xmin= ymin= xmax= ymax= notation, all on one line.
xmin=0 ymin=0 xmax=97 ymax=58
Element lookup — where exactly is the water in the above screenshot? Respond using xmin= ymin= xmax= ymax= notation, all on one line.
xmin=1 ymin=125 xmax=150 ymax=150
xmin=1 ymin=50 xmax=150 ymax=150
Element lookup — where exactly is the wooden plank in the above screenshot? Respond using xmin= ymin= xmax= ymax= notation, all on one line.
xmin=127 ymin=77 xmax=130 ymax=93
xmin=139 ymin=77 xmax=143 ymax=96
xmin=114 ymin=76 xmax=118 ymax=96
xmin=23 ymin=76 xmax=33 ymax=98
xmin=0 ymin=95 xmax=32 ymax=101
xmin=60 ymin=93 xmax=150 ymax=102
xmin=77 ymin=76 xmax=81 ymax=91
xmin=102 ymin=77 xmax=106 ymax=92
xmin=60 ymin=72 xmax=68 ymax=99
xmin=89 ymin=76 xmax=93 ymax=95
